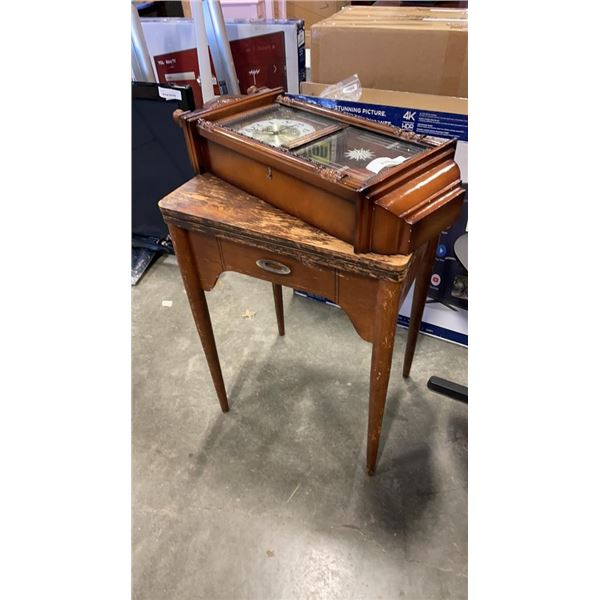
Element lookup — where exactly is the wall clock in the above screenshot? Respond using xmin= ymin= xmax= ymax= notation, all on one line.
xmin=175 ymin=88 xmax=464 ymax=255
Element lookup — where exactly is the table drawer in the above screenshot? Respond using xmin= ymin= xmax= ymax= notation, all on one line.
xmin=219 ymin=237 xmax=337 ymax=299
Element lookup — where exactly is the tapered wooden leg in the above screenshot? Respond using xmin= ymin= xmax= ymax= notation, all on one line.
xmin=402 ymin=237 xmax=438 ymax=379
xmin=168 ymin=225 xmax=229 ymax=413
xmin=367 ymin=280 xmax=402 ymax=476
xmin=272 ymin=283 xmax=285 ymax=336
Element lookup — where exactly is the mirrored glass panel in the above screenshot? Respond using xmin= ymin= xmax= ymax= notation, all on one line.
xmin=294 ymin=126 xmax=429 ymax=183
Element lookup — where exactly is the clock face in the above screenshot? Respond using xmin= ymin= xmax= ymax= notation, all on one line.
xmin=237 ymin=118 xmax=316 ymax=147
xmin=219 ymin=104 xmax=337 ymax=148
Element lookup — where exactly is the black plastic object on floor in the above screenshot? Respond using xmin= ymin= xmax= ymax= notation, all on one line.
xmin=131 ymin=234 xmax=174 ymax=286
xmin=427 ymin=376 xmax=468 ymax=404
xmin=132 ymin=247 xmax=158 ymax=286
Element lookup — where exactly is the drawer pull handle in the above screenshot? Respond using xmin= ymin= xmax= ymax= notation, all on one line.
xmin=256 ymin=259 xmax=291 ymax=275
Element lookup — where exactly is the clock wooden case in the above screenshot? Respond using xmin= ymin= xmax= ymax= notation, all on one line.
xmin=174 ymin=87 xmax=464 ymax=255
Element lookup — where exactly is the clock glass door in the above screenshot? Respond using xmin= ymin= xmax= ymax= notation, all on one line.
xmin=293 ymin=126 xmax=429 ymax=184
xmin=218 ymin=105 xmax=341 ymax=148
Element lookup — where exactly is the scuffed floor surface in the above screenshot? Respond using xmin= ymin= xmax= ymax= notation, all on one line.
xmin=132 ymin=255 xmax=467 ymax=600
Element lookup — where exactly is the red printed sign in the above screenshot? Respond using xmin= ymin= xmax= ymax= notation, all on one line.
xmin=230 ymin=32 xmax=286 ymax=93
xmin=153 ymin=31 xmax=287 ymax=103
xmin=154 ymin=48 xmax=220 ymax=107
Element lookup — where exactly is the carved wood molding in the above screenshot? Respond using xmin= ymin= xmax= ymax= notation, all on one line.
xmin=197 ymin=119 xmax=215 ymax=132
xmin=318 ymin=166 xmax=349 ymax=183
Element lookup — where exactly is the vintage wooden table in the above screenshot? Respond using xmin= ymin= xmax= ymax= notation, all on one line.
xmin=159 ymin=173 xmax=437 ymax=475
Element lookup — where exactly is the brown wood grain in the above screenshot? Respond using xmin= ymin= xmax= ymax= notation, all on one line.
xmin=173 ymin=88 xmax=464 ymax=255
xmin=367 ymin=279 xmax=403 ymax=475
xmin=167 ymin=224 xmax=229 ymax=413
xmin=402 ymin=236 xmax=439 ymax=378
xmin=272 ymin=284 xmax=285 ymax=336
xmin=161 ymin=173 xmax=439 ymax=475
xmin=160 ymin=173 xmax=412 ymax=281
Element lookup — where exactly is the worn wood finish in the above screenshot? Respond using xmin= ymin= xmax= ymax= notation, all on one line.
xmin=167 ymin=224 xmax=229 ymax=413
xmin=367 ymin=279 xmax=403 ymax=476
xmin=161 ymin=175 xmax=439 ymax=474
xmin=174 ymin=88 xmax=464 ymax=255
xmin=272 ymin=284 xmax=285 ymax=336
xmin=402 ymin=236 xmax=439 ymax=379
xmin=160 ymin=173 xmax=412 ymax=281
xmin=204 ymin=142 xmax=359 ymax=244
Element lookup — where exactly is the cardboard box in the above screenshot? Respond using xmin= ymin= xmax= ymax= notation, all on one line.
xmin=293 ymin=82 xmax=468 ymax=346
xmin=311 ymin=6 xmax=467 ymax=97
xmin=322 ymin=5 xmax=467 ymax=22
xmin=284 ymin=1 xmax=349 ymax=48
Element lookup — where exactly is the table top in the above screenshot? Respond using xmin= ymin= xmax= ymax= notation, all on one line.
xmin=159 ymin=174 xmax=412 ymax=279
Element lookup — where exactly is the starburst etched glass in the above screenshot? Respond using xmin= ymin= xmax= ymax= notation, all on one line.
xmin=344 ymin=148 xmax=375 ymax=161
xmin=294 ymin=126 xmax=428 ymax=184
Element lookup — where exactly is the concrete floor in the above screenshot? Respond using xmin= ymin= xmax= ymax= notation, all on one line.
xmin=132 ymin=254 xmax=468 ymax=600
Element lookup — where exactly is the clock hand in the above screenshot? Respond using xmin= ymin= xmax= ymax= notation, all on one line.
xmin=254 ymin=126 xmax=297 ymax=140
xmin=275 ymin=124 xmax=299 ymax=134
